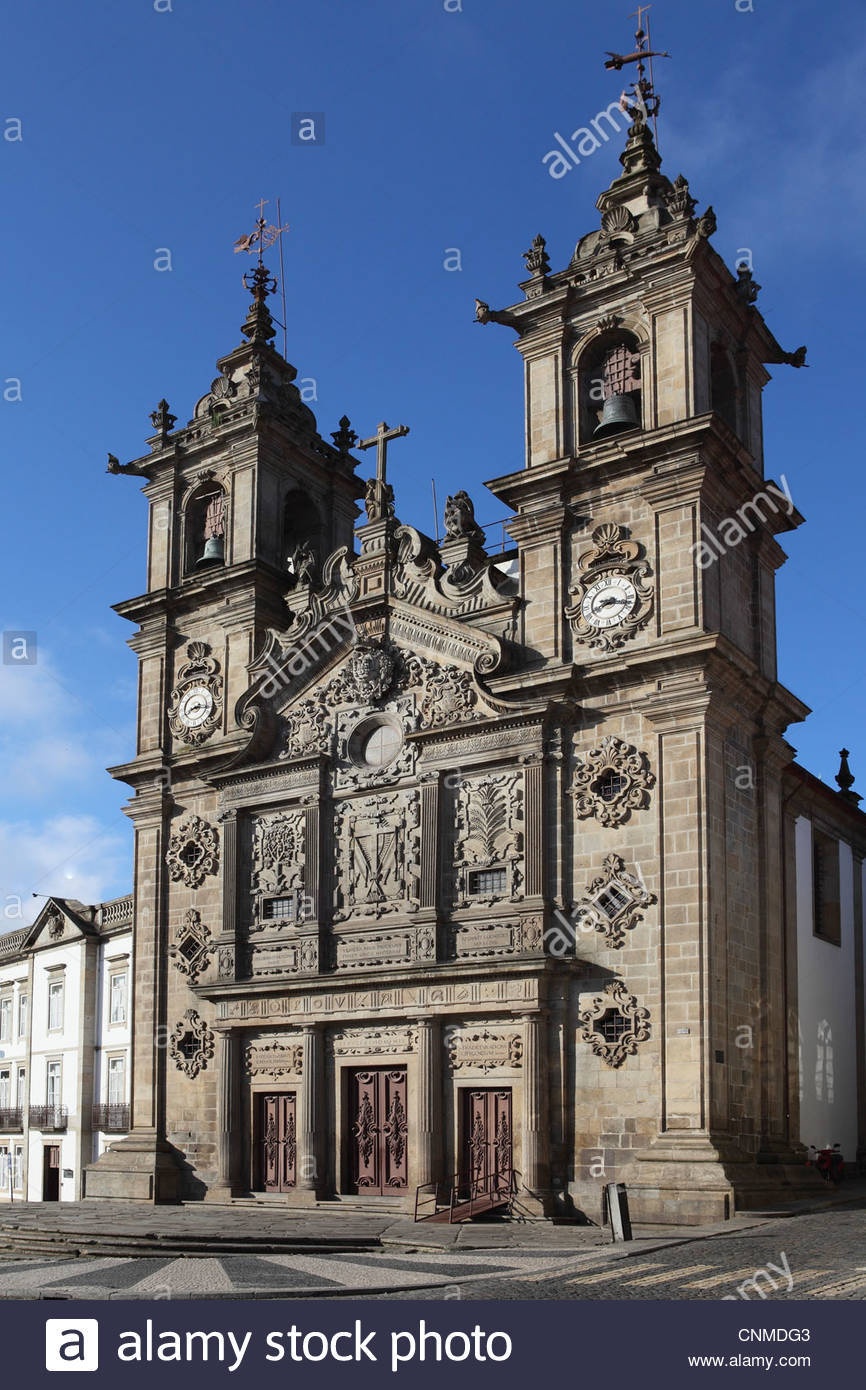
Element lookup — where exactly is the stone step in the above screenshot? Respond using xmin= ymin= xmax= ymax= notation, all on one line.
xmin=0 ymin=1224 xmax=381 ymax=1260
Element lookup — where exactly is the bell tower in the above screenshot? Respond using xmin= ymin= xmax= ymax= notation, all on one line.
xmin=479 ymin=21 xmax=813 ymax=1219
xmin=86 ymin=217 xmax=364 ymax=1200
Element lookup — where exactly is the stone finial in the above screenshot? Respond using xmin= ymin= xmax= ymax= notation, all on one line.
xmin=331 ymin=415 xmax=358 ymax=454
xmin=836 ymin=748 xmax=862 ymax=804
xmin=523 ymin=234 xmax=550 ymax=278
xmin=736 ymin=264 xmax=761 ymax=304
xmin=666 ymin=174 xmax=697 ymax=220
xmin=241 ymin=262 xmax=277 ymax=345
xmin=149 ymin=398 xmax=177 ymax=438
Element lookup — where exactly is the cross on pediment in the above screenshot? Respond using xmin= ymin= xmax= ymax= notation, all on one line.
xmin=357 ymin=420 xmax=409 ymax=523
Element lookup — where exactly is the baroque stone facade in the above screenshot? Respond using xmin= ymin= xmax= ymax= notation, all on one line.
xmin=83 ymin=98 xmax=866 ymax=1225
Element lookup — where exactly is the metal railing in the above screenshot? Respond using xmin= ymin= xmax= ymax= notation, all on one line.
xmin=29 ymin=1105 xmax=68 ymax=1131
xmin=415 ymin=1165 xmax=519 ymax=1223
xmin=91 ymin=1104 xmax=130 ymax=1132
xmin=0 ymin=1107 xmax=23 ymax=1132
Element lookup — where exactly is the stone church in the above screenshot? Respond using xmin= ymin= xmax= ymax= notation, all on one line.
xmin=83 ymin=103 xmax=865 ymax=1224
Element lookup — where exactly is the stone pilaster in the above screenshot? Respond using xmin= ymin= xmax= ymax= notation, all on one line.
xmin=298 ymin=1024 xmax=324 ymax=1198
xmin=413 ymin=1017 xmax=441 ymax=1189
xmin=205 ymin=1028 xmax=243 ymax=1201
xmin=521 ymin=1011 xmax=549 ymax=1206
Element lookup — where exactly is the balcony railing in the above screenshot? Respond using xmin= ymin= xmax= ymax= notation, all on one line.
xmin=29 ymin=1105 xmax=68 ymax=1131
xmin=0 ymin=1107 xmax=23 ymax=1132
xmin=91 ymin=1103 xmax=130 ymax=1133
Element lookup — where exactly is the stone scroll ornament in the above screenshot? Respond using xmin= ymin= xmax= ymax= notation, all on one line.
xmin=564 ymin=523 xmax=653 ymax=652
xmin=578 ymin=980 xmax=650 ymax=1068
xmin=165 ymin=816 xmax=219 ymax=888
xmin=168 ymin=908 xmax=212 ymax=982
xmin=570 ymin=735 xmax=654 ymax=827
xmin=169 ymin=1010 xmax=215 ymax=1079
xmin=575 ymin=853 xmax=656 ymax=949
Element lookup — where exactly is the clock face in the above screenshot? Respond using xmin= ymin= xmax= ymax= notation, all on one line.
xmin=177 ymin=684 xmax=215 ymax=729
xmin=581 ymin=575 xmax=638 ymax=630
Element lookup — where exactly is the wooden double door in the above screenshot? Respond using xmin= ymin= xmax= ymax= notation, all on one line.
xmin=348 ymin=1067 xmax=408 ymax=1195
xmin=462 ymin=1088 xmax=513 ymax=1192
xmin=258 ymin=1093 xmax=297 ymax=1192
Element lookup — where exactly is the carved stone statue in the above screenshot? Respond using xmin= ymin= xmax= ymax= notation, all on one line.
xmin=364 ymin=476 xmax=395 ymax=524
xmin=443 ymin=490 xmax=485 ymax=544
xmin=289 ymin=539 xmax=317 ymax=587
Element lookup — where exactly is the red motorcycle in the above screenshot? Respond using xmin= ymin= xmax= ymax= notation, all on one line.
xmin=807 ymin=1143 xmax=844 ymax=1184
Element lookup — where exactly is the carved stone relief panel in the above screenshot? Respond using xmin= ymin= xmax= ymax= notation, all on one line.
xmin=333 ymin=790 xmax=421 ymax=922
xmin=451 ymin=771 xmax=524 ymax=908
xmin=244 ymin=1038 xmax=304 ymax=1079
xmin=577 ymin=980 xmax=651 ymax=1068
xmin=330 ymin=1026 xmax=417 ymax=1057
xmin=445 ymin=1027 xmax=524 ymax=1073
xmin=447 ymin=916 xmax=543 ymax=960
xmin=248 ymin=809 xmax=306 ymax=931
xmin=332 ymin=930 xmax=414 ymax=971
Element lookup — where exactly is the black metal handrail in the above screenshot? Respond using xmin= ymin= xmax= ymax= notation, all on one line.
xmin=29 ymin=1105 xmax=68 ymax=1131
xmin=92 ymin=1104 xmax=130 ymax=1132
xmin=415 ymin=1165 xmax=519 ymax=1223
xmin=0 ymin=1107 xmax=23 ymax=1132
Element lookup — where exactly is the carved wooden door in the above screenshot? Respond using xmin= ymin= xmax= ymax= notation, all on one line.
xmin=463 ymin=1089 xmax=512 ymax=1195
xmin=349 ymin=1068 xmax=408 ymax=1194
xmin=259 ymin=1093 xmax=297 ymax=1192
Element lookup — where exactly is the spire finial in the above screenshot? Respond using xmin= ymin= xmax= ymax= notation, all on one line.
xmin=836 ymin=748 xmax=862 ymax=805
xmin=233 ymin=198 xmax=290 ymax=347
xmin=603 ymin=6 xmax=670 ymax=146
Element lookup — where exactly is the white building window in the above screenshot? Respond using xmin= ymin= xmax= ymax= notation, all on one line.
xmin=0 ymin=1070 xmax=9 ymax=1110
xmin=107 ymin=1056 xmax=126 ymax=1105
xmin=13 ymin=1145 xmax=22 ymax=1190
xmin=15 ymin=1068 xmax=26 ymax=1108
xmin=46 ymin=1061 xmax=62 ymax=1110
xmin=109 ymin=972 xmax=128 ymax=1025
xmin=17 ymin=992 xmax=27 ymax=1038
xmin=48 ymin=979 xmax=64 ymax=1031
xmin=0 ymin=997 xmax=10 ymax=1042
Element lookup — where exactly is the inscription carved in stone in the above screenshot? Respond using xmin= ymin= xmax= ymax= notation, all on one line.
xmin=445 ymin=1028 xmax=524 ymax=1072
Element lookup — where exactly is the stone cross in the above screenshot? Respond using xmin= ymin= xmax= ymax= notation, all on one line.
xmin=357 ymin=420 xmax=409 ymax=522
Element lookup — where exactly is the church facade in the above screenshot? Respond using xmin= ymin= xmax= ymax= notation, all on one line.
xmin=84 ymin=111 xmax=866 ymax=1224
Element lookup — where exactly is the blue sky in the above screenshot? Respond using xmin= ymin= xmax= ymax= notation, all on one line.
xmin=0 ymin=0 xmax=863 ymax=915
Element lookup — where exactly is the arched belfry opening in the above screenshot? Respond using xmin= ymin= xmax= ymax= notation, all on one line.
xmin=184 ymin=483 xmax=227 ymax=573
xmin=282 ymin=487 xmax=324 ymax=584
xmin=578 ymin=331 xmax=643 ymax=445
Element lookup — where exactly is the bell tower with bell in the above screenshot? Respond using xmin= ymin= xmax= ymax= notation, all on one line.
xmin=478 ymin=13 xmax=814 ymax=1220
xmin=88 ymin=206 xmax=365 ymax=1202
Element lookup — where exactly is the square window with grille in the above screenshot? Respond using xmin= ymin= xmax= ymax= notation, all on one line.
xmin=594 ymin=881 xmax=633 ymax=921
xmin=178 ymin=1032 xmax=199 ymax=1062
xmin=262 ymin=896 xmax=297 ymax=922
xmin=596 ymin=771 xmax=628 ymax=803
xmin=468 ymin=868 xmax=507 ymax=897
xmin=596 ymin=1009 xmax=630 ymax=1044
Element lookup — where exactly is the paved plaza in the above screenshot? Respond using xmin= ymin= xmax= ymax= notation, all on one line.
xmin=0 ymin=1192 xmax=864 ymax=1299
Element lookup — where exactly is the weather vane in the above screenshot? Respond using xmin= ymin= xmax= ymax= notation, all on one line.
xmin=604 ymin=6 xmax=670 ymax=145
xmin=233 ymin=197 xmax=291 ymax=353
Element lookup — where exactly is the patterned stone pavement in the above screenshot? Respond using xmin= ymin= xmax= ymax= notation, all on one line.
xmin=0 ymin=1247 xmax=600 ymax=1299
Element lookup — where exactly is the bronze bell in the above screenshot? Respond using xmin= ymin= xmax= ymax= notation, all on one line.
xmin=197 ymin=535 xmax=224 ymax=566
xmin=593 ymin=392 xmax=640 ymax=438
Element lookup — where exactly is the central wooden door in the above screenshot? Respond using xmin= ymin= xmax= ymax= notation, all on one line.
xmin=462 ymin=1089 xmax=512 ymax=1192
xmin=258 ymin=1093 xmax=297 ymax=1192
xmin=348 ymin=1067 xmax=408 ymax=1194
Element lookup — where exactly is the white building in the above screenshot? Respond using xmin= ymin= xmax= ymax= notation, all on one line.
xmin=0 ymin=896 xmax=132 ymax=1202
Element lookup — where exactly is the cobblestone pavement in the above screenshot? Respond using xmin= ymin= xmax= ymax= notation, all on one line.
xmin=1 ymin=1200 xmax=864 ymax=1300
xmin=373 ymin=1207 xmax=866 ymax=1301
